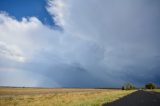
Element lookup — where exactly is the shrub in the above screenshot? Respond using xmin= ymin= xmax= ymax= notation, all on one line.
xmin=145 ymin=83 xmax=156 ymax=89
xmin=122 ymin=83 xmax=136 ymax=90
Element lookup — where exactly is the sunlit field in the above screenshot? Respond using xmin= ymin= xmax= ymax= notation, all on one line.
xmin=0 ymin=87 xmax=135 ymax=106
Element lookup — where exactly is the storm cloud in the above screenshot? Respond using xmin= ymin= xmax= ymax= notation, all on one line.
xmin=0 ymin=0 xmax=160 ymax=87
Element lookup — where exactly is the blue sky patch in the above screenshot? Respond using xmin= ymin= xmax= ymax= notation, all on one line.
xmin=0 ymin=0 xmax=55 ymax=27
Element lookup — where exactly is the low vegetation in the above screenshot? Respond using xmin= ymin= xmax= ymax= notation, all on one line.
xmin=0 ymin=88 xmax=135 ymax=106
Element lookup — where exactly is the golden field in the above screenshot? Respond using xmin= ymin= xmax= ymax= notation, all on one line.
xmin=0 ymin=87 xmax=135 ymax=106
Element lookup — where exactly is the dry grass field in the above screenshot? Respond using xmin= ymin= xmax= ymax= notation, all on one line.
xmin=0 ymin=87 xmax=135 ymax=106
xmin=146 ymin=89 xmax=160 ymax=93
xmin=153 ymin=89 xmax=160 ymax=92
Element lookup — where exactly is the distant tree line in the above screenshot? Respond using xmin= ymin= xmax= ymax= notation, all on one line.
xmin=122 ymin=83 xmax=136 ymax=90
xmin=145 ymin=83 xmax=156 ymax=89
xmin=122 ymin=82 xmax=157 ymax=90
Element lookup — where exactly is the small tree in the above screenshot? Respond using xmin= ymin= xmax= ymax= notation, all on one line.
xmin=122 ymin=86 xmax=125 ymax=90
xmin=145 ymin=83 xmax=156 ymax=89
xmin=122 ymin=83 xmax=136 ymax=90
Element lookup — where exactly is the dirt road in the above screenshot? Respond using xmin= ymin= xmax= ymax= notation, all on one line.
xmin=103 ymin=90 xmax=160 ymax=106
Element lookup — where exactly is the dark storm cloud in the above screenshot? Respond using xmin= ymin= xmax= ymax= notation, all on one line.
xmin=65 ymin=0 xmax=160 ymax=86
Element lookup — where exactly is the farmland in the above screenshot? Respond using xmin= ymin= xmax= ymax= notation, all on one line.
xmin=0 ymin=87 xmax=135 ymax=106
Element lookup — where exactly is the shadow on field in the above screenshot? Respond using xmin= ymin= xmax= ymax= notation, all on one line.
xmin=102 ymin=90 xmax=160 ymax=106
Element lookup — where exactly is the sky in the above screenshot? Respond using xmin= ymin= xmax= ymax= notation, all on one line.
xmin=0 ymin=0 xmax=160 ymax=88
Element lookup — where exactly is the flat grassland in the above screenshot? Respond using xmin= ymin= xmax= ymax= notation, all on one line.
xmin=153 ymin=89 xmax=160 ymax=92
xmin=0 ymin=87 xmax=135 ymax=106
xmin=146 ymin=89 xmax=160 ymax=92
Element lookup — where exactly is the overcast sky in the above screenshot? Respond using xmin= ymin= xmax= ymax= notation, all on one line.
xmin=0 ymin=0 xmax=160 ymax=88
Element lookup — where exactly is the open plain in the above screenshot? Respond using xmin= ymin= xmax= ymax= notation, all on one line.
xmin=0 ymin=87 xmax=135 ymax=106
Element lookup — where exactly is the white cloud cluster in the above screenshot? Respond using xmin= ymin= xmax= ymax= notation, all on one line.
xmin=0 ymin=41 xmax=25 ymax=62
xmin=46 ymin=0 xmax=69 ymax=27
xmin=0 ymin=12 xmax=64 ymax=87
